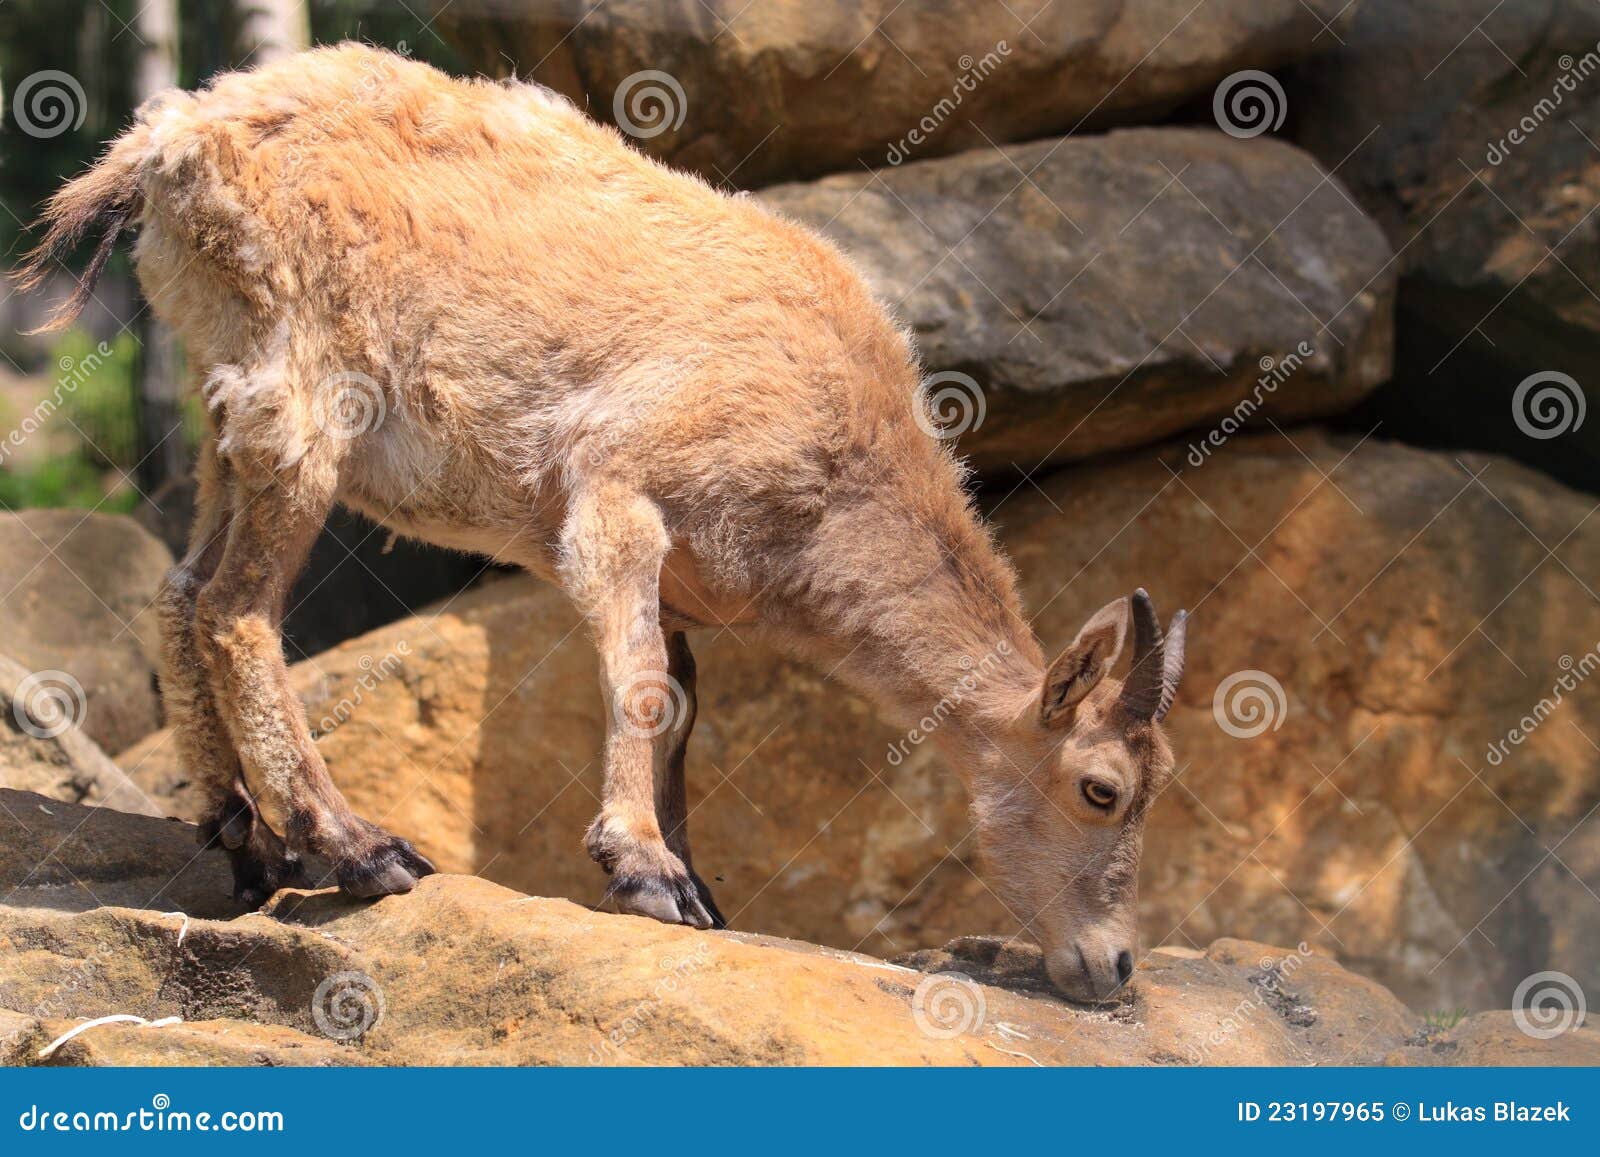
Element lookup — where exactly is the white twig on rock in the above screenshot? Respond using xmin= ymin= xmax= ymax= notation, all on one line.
xmin=37 ymin=1014 xmax=183 ymax=1059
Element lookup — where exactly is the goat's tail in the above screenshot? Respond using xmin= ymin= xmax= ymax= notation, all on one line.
xmin=12 ymin=123 xmax=152 ymax=335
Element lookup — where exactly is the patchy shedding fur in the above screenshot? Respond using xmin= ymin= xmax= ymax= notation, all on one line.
xmin=18 ymin=45 xmax=1186 ymax=999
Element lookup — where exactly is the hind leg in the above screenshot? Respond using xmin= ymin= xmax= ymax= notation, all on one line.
xmin=193 ymin=455 xmax=433 ymax=898
xmin=155 ymin=441 xmax=300 ymax=904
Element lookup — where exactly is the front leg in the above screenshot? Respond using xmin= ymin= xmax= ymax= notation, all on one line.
xmin=659 ymin=630 xmax=726 ymax=927
xmin=562 ymin=484 xmax=719 ymax=929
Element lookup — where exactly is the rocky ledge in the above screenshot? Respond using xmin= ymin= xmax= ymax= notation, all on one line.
xmin=0 ymin=789 xmax=1592 ymax=1067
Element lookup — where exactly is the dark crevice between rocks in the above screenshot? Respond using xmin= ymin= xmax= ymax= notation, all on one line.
xmin=1329 ymin=277 xmax=1600 ymax=498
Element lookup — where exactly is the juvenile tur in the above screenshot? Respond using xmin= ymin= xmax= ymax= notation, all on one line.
xmin=20 ymin=45 xmax=1187 ymax=1001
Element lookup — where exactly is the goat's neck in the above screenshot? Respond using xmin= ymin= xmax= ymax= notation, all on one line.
xmin=781 ymin=474 xmax=1044 ymax=743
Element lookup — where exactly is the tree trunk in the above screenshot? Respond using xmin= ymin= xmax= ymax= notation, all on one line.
xmin=237 ymin=0 xmax=311 ymax=66
xmin=133 ymin=0 xmax=187 ymax=498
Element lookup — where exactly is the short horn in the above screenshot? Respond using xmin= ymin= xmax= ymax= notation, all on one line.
xmin=1122 ymin=588 xmax=1164 ymax=719
xmin=1154 ymin=610 xmax=1188 ymax=723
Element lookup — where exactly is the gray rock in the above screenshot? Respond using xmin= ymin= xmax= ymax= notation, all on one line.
xmin=0 ymin=511 xmax=171 ymax=753
xmin=761 ymin=128 xmax=1395 ymax=472
xmin=1291 ymin=0 xmax=1600 ymax=491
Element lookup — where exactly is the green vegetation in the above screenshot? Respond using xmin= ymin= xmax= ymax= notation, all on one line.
xmin=1422 ymin=1007 xmax=1470 ymax=1031
xmin=0 ymin=329 xmax=156 ymax=513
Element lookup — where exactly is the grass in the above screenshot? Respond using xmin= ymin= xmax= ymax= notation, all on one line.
xmin=0 ymin=328 xmax=194 ymax=514
xmin=1422 ymin=1007 xmax=1470 ymax=1030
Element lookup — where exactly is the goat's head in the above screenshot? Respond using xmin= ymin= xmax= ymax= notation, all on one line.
xmin=969 ymin=589 xmax=1187 ymax=1003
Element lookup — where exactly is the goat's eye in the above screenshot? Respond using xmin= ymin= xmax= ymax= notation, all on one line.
xmin=1082 ymin=780 xmax=1118 ymax=810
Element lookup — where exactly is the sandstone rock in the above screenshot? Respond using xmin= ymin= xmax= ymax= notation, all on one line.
xmin=761 ymin=129 xmax=1394 ymax=473
xmin=437 ymin=0 xmax=1354 ymax=186
xmin=1392 ymin=1011 xmax=1600 ymax=1067
xmin=1290 ymin=0 xmax=1600 ymax=492
xmin=120 ymin=431 xmax=1600 ymax=1011
xmin=0 ymin=788 xmax=240 ymax=919
xmin=0 ymin=510 xmax=170 ymax=753
xmin=5 ymin=790 xmax=1592 ymax=1066
xmin=0 ymin=655 xmax=161 ymax=816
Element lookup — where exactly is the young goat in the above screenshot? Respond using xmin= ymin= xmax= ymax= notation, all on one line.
xmin=19 ymin=45 xmax=1186 ymax=1001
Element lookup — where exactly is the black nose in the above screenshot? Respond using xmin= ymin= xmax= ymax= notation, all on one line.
xmin=1116 ymin=950 xmax=1134 ymax=984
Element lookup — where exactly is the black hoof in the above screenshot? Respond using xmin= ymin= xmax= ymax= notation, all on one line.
xmin=604 ymin=870 xmax=719 ymax=929
xmin=200 ymin=810 xmax=303 ymax=908
xmin=335 ymin=834 xmax=436 ymax=899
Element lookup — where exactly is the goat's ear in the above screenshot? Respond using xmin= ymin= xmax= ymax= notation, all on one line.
xmin=1040 ymin=597 xmax=1128 ymax=728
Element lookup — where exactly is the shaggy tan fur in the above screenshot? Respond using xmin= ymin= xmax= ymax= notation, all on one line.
xmin=19 ymin=45 xmax=1186 ymax=999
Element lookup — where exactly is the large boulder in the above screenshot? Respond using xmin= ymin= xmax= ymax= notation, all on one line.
xmin=0 ymin=511 xmax=171 ymax=753
xmin=436 ymin=0 xmax=1356 ymax=186
xmin=122 ymin=431 xmax=1600 ymax=1010
xmin=0 ymin=654 xmax=160 ymax=815
xmin=761 ymin=129 xmax=1395 ymax=473
xmin=1290 ymin=0 xmax=1600 ymax=492
xmin=4 ymin=791 xmax=1593 ymax=1066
